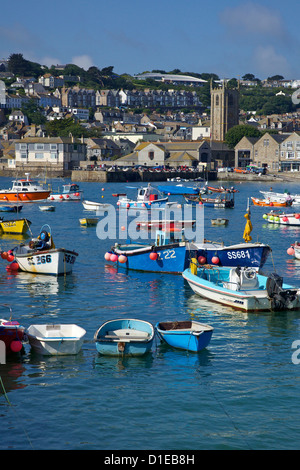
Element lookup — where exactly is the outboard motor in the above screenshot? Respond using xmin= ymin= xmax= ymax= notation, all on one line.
xmin=266 ymin=273 xmax=297 ymax=310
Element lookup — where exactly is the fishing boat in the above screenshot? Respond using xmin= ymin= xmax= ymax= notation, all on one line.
xmin=0 ymin=218 xmax=31 ymax=234
xmin=118 ymin=183 xmax=168 ymax=208
xmin=135 ymin=219 xmax=195 ymax=230
xmin=48 ymin=183 xmax=83 ymax=201
xmin=184 ymin=192 xmax=234 ymax=208
xmin=182 ymin=263 xmax=300 ymax=312
xmin=207 ymin=185 xmax=238 ymax=193
xmin=79 ymin=217 xmax=99 ymax=226
xmin=195 ymin=240 xmax=271 ymax=268
xmin=251 ymin=197 xmax=292 ymax=207
xmin=0 ymin=205 xmax=23 ymax=212
xmin=0 ymin=173 xmax=51 ymax=203
xmin=82 ymin=200 xmax=110 ymax=211
xmin=26 ymin=324 xmax=86 ymax=355
xmin=39 ymin=205 xmax=55 ymax=212
xmin=211 ymin=218 xmax=229 ymax=226
xmin=155 ymin=320 xmax=213 ymax=352
xmin=8 ymin=224 xmax=78 ymax=275
xmin=94 ymin=318 xmax=154 ymax=356
xmin=260 ymin=190 xmax=300 ymax=204
xmin=262 ymin=211 xmax=300 ymax=226
xmin=0 ymin=305 xmax=25 ymax=354
xmin=105 ymin=227 xmax=196 ymax=274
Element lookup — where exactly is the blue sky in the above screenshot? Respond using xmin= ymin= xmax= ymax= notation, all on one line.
xmin=1 ymin=0 xmax=299 ymax=80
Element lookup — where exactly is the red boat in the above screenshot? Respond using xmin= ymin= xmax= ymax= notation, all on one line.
xmin=0 ymin=317 xmax=25 ymax=354
xmin=0 ymin=173 xmax=51 ymax=203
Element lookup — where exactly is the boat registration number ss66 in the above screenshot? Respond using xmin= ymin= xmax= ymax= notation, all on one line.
xmin=226 ymin=250 xmax=250 ymax=259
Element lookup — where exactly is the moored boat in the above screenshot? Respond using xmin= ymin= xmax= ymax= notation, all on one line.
xmin=260 ymin=190 xmax=300 ymax=204
xmin=182 ymin=263 xmax=300 ymax=312
xmin=184 ymin=193 xmax=234 ymax=208
xmin=117 ymin=183 xmax=168 ymax=208
xmin=105 ymin=227 xmax=196 ymax=274
xmin=48 ymin=183 xmax=83 ymax=201
xmin=26 ymin=324 xmax=86 ymax=355
xmin=263 ymin=211 xmax=300 ymax=225
xmin=0 ymin=173 xmax=51 ymax=203
xmin=6 ymin=224 xmax=78 ymax=275
xmin=211 ymin=218 xmax=229 ymax=226
xmin=82 ymin=200 xmax=110 ymax=211
xmin=79 ymin=217 xmax=99 ymax=226
xmin=251 ymin=197 xmax=292 ymax=207
xmin=0 ymin=305 xmax=25 ymax=354
xmin=39 ymin=205 xmax=55 ymax=212
xmin=94 ymin=318 xmax=154 ymax=356
xmin=0 ymin=205 xmax=23 ymax=212
xmin=0 ymin=218 xmax=31 ymax=234
xmin=155 ymin=320 xmax=213 ymax=352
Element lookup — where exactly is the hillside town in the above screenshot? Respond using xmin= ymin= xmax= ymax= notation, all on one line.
xmin=1 ymin=56 xmax=300 ymax=177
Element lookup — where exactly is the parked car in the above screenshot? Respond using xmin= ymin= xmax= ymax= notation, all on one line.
xmin=234 ymin=167 xmax=248 ymax=174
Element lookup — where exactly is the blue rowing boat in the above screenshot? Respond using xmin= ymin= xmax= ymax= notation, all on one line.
xmin=155 ymin=320 xmax=213 ymax=352
xmin=94 ymin=318 xmax=154 ymax=356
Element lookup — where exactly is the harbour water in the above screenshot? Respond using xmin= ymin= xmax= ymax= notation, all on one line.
xmin=1 ymin=177 xmax=300 ymax=450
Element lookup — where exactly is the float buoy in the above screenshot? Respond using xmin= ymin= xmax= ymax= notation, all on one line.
xmin=149 ymin=252 xmax=158 ymax=260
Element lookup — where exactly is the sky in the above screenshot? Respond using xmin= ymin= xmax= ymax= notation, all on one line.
xmin=1 ymin=0 xmax=300 ymax=80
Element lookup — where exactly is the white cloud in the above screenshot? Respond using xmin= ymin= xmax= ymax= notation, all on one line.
xmin=220 ymin=2 xmax=287 ymax=40
xmin=72 ymin=55 xmax=94 ymax=70
xmin=253 ymin=46 xmax=291 ymax=77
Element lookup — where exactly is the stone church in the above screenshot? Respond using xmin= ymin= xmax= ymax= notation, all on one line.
xmin=210 ymin=81 xmax=239 ymax=167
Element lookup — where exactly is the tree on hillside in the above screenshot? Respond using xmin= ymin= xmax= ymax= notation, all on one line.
xmin=225 ymin=125 xmax=262 ymax=149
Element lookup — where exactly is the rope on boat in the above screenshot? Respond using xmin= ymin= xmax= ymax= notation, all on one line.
xmin=0 ymin=375 xmax=34 ymax=449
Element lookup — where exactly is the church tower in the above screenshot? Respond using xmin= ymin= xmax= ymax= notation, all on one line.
xmin=210 ymin=81 xmax=239 ymax=142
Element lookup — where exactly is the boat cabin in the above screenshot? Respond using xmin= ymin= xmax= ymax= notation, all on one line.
xmin=62 ymin=184 xmax=81 ymax=194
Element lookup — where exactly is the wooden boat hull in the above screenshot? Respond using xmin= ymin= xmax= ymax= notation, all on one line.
xmin=155 ymin=321 xmax=213 ymax=352
xmin=94 ymin=318 xmax=154 ymax=356
xmin=0 ymin=218 xmax=31 ymax=234
xmin=182 ymin=266 xmax=300 ymax=312
xmin=0 ymin=191 xmax=51 ymax=202
xmin=26 ymin=324 xmax=86 ymax=355
xmin=15 ymin=248 xmax=78 ymax=275
xmin=48 ymin=193 xmax=82 ymax=201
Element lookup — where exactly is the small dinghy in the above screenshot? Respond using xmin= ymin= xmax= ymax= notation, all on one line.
xmin=39 ymin=205 xmax=55 ymax=212
xmin=211 ymin=218 xmax=228 ymax=226
xmin=0 ymin=218 xmax=31 ymax=234
xmin=26 ymin=324 xmax=86 ymax=355
xmin=79 ymin=218 xmax=99 ymax=226
xmin=155 ymin=320 xmax=213 ymax=352
xmin=94 ymin=318 xmax=154 ymax=356
xmin=82 ymin=200 xmax=110 ymax=211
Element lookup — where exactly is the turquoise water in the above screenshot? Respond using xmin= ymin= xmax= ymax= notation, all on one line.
xmin=1 ymin=177 xmax=300 ymax=450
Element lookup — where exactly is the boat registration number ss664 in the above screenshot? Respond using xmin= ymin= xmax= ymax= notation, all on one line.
xmin=226 ymin=250 xmax=250 ymax=259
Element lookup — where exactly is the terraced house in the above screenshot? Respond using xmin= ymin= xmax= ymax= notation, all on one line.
xmin=234 ymin=131 xmax=300 ymax=171
xmin=13 ymin=136 xmax=86 ymax=172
